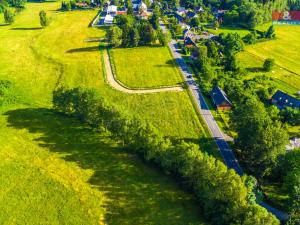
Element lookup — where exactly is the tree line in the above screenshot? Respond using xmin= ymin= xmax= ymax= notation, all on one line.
xmin=52 ymin=87 xmax=280 ymax=225
xmin=106 ymin=8 xmax=170 ymax=48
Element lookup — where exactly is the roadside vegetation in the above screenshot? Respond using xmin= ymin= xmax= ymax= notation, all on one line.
xmin=52 ymin=87 xmax=280 ymax=225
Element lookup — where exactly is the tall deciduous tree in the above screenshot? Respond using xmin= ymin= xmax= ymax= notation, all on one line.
xmin=232 ymin=98 xmax=288 ymax=177
xmin=106 ymin=25 xmax=123 ymax=47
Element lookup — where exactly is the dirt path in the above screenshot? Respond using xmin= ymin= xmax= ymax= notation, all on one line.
xmin=103 ymin=49 xmax=183 ymax=94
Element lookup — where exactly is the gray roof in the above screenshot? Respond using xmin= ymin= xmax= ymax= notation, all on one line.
xmin=210 ymin=86 xmax=232 ymax=107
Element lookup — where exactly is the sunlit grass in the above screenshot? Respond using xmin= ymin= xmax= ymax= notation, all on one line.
xmin=0 ymin=2 xmax=209 ymax=224
xmin=110 ymin=46 xmax=183 ymax=88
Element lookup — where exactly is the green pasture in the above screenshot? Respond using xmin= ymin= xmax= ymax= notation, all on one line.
xmin=0 ymin=2 xmax=205 ymax=138
xmin=110 ymin=46 xmax=183 ymax=88
xmin=0 ymin=105 xmax=206 ymax=225
xmin=0 ymin=2 xmax=209 ymax=224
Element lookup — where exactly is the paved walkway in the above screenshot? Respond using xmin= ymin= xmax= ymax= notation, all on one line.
xmin=103 ymin=50 xmax=183 ymax=94
xmin=162 ymin=23 xmax=289 ymax=221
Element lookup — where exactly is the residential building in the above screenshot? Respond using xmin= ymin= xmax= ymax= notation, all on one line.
xmin=104 ymin=5 xmax=118 ymax=24
xmin=210 ymin=86 xmax=232 ymax=110
xmin=286 ymin=137 xmax=300 ymax=151
xmin=271 ymin=90 xmax=300 ymax=109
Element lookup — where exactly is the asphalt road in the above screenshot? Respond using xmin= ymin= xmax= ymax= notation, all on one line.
xmin=162 ymin=23 xmax=288 ymax=221
xmin=167 ymin=38 xmax=244 ymax=175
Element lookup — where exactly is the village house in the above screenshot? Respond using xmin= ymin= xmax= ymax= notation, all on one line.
xmin=183 ymin=29 xmax=201 ymax=47
xmin=104 ymin=5 xmax=118 ymax=24
xmin=186 ymin=11 xmax=197 ymax=20
xmin=286 ymin=137 xmax=300 ymax=151
xmin=210 ymin=86 xmax=232 ymax=110
xmin=132 ymin=0 xmax=147 ymax=12
xmin=271 ymin=90 xmax=300 ymax=109
xmin=194 ymin=6 xmax=204 ymax=13
xmin=199 ymin=31 xmax=217 ymax=40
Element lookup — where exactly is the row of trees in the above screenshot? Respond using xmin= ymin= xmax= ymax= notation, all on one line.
xmin=217 ymin=0 xmax=285 ymax=28
xmin=52 ymin=87 xmax=280 ymax=225
xmin=242 ymin=25 xmax=276 ymax=45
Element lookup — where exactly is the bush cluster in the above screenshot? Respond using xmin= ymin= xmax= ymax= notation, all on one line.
xmin=53 ymin=87 xmax=279 ymax=225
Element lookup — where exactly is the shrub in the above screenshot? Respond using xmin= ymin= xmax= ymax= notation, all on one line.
xmin=39 ymin=10 xmax=49 ymax=27
xmin=263 ymin=58 xmax=275 ymax=72
xmin=61 ymin=1 xmax=71 ymax=11
xmin=4 ymin=8 xmax=14 ymax=24
xmin=0 ymin=80 xmax=20 ymax=106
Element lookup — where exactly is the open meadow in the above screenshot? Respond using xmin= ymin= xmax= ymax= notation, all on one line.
xmin=110 ymin=47 xmax=183 ymax=88
xmin=0 ymin=2 xmax=209 ymax=224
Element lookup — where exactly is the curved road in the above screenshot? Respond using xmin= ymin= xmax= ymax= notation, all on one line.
xmin=103 ymin=50 xmax=183 ymax=94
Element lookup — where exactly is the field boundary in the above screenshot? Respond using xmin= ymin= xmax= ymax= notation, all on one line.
xmin=104 ymin=49 xmax=183 ymax=94
xmin=107 ymin=48 xmax=184 ymax=90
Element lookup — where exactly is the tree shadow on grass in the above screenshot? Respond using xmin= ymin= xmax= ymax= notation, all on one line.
xmin=4 ymin=108 xmax=204 ymax=225
xmin=246 ymin=67 xmax=264 ymax=73
xmin=66 ymin=46 xmax=101 ymax=53
xmin=10 ymin=27 xmax=42 ymax=30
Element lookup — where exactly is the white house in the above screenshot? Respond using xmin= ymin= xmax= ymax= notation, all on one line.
xmin=132 ymin=0 xmax=147 ymax=12
xmin=107 ymin=5 xmax=117 ymax=14
xmin=286 ymin=137 xmax=300 ymax=151
xmin=104 ymin=5 xmax=117 ymax=24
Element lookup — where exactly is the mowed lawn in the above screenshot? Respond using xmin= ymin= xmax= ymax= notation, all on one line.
xmin=0 ymin=2 xmax=208 ymax=224
xmin=110 ymin=47 xmax=183 ymax=88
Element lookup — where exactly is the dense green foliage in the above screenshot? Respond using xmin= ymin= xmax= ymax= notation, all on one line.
xmin=278 ymin=149 xmax=300 ymax=223
xmin=52 ymin=87 xmax=280 ymax=225
xmin=219 ymin=0 xmax=286 ymax=28
xmin=3 ymin=8 xmax=14 ymax=24
xmin=107 ymin=13 xmax=169 ymax=47
xmin=263 ymin=58 xmax=275 ymax=72
xmin=7 ymin=0 xmax=26 ymax=8
xmin=280 ymin=107 xmax=300 ymax=126
xmin=232 ymin=98 xmax=288 ymax=178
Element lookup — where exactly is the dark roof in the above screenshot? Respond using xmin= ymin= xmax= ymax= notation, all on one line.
xmin=186 ymin=11 xmax=196 ymax=18
xmin=174 ymin=13 xmax=184 ymax=22
xmin=132 ymin=0 xmax=142 ymax=4
xmin=272 ymin=90 xmax=300 ymax=108
xmin=184 ymin=37 xmax=196 ymax=46
xmin=210 ymin=86 xmax=232 ymax=107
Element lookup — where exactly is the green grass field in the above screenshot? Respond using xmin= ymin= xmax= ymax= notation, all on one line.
xmin=0 ymin=3 xmax=205 ymax=139
xmin=110 ymin=47 xmax=183 ymax=88
xmin=237 ymin=25 xmax=300 ymax=136
xmin=237 ymin=25 xmax=300 ymax=95
xmin=0 ymin=105 xmax=206 ymax=224
xmin=0 ymin=2 xmax=208 ymax=224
